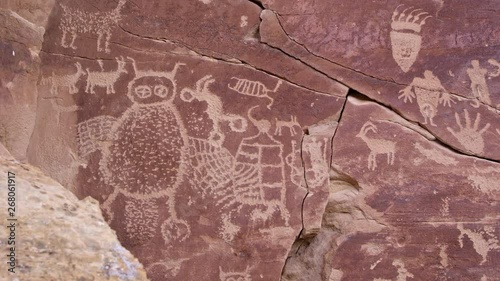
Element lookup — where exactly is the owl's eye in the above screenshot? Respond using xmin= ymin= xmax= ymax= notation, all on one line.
xmin=134 ymin=85 xmax=152 ymax=99
xmin=154 ymin=85 xmax=169 ymax=98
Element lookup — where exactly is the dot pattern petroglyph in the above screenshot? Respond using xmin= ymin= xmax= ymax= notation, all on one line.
xmin=124 ymin=198 xmax=159 ymax=245
xmin=58 ymin=0 xmax=126 ymax=53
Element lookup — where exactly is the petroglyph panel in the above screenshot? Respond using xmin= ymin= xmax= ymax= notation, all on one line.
xmin=327 ymin=96 xmax=500 ymax=280
xmin=58 ymin=0 xmax=126 ymax=53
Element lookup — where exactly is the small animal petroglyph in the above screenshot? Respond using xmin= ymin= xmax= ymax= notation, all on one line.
xmin=58 ymin=0 xmax=126 ymax=53
xmin=467 ymin=60 xmax=491 ymax=106
xmin=457 ymin=224 xmax=500 ymax=265
xmin=41 ymin=62 xmax=85 ymax=96
xmin=356 ymin=121 xmax=396 ymax=171
xmin=219 ymin=266 xmax=252 ymax=281
xmin=76 ymin=61 xmax=190 ymax=245
xmin=446 ymin=109 xmax=490 ymax=154
xmin=390 ymin=5 xmax=431 ymax=72
xmin=274 ymin=115 xmax=300 ymax=136
xmin=488 ymin=59 xmax=500 ymax=77
xmin=399 ymin=70 xmax=454 ymax=126
xmin=181 ymin=75 xmax=248 ymax=145
xmin=228 ymin=77 xmax=282 ymax=109
xmin=85 ymin=57 xmax=128 ymax=95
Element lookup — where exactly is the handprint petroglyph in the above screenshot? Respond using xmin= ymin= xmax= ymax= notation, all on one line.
xmin=446 ymin=109 xmax=490 ymax=154
xmin=399 ymin=70 xmax=454 ymax=126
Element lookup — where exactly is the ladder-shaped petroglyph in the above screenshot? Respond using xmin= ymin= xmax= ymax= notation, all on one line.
xmin=185 ymin=106 xmax=290 ymax=242
xmin=274 ymin=115 xmax=300 ymax=136
xmin=58 ymin=0 xmax=126 ymax=53
xmin=356 ymin=121 xmax=396 ymax=171
xmin=457 ymin=224 xmax=500 ymax=265
xmin=228 ymin=77 xmax=282 ymax=109
xmin=181 ymin=75 xmax=248 ymax=145
xmin=467 ymin=60 xmax=492 ymax=107
xmin=446 ymin=109 xmax=490 ymax=155
xmin=399 ymin=70 xmax=454 ymax=126
xmin=41 ymin=62 xmax=85 ymax=96
xmin=219 ymin=266 xmax=252 ymax=281
xmin=390 ymin=5 xmax=431 ymax=72
xmin=85 ymin=57 xmax=128 ymax=95
xmin=76 ymin=61 xmax=191 ymax=245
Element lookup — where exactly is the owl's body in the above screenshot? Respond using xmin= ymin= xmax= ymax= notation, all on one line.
xmin=104 ymin=101 xmax=186 ymax=198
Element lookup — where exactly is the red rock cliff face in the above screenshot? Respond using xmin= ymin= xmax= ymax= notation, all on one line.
xmin=1 ymin=0 xmax=499 ymax=280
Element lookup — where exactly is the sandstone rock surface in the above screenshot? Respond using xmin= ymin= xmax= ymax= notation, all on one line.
xmin=0 ymin=0 xmax=498 ymax=280
xmin=0 ymin=156 xmax=148 ymax=280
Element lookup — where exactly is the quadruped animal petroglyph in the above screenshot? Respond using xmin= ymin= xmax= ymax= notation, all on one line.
xmin=58 ymin=0 xmax=126 ymax=53
xmin=85 ymin=57 xmax=128 ymax=95
xmin=390 ymin=5 xmax=431 ymax=72
xmin=356 ymin=121 xmax=396 ymax=171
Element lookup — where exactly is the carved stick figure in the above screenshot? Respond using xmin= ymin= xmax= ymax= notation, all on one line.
xmin=467 ymin=60 xmax=491 ymax=105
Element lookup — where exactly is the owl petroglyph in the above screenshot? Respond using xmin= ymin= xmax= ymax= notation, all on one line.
xmin=76 ymin=61 xmax=191 ymax=246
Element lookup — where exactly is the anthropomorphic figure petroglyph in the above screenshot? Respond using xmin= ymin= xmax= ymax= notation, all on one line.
xmin=467 ymin=60 xmax=491 ymax=106
xmin=186 ymin=106 xmax=290 ymax=242
xmin=446 ymin=109 xmax=490 ymax=155
xmin=390 ymin=5 xmax=431 ymax=72
xmin=399 ymin=70 xmax=454 ymax=126
xmin=41 ymin=62 xmax=85 ymax=96
xmin=356 ymin=121 xmax=396 ymax=171
xmin=274 ymin=115 xmax=300 ymax=136
xmin=85 ymin=57 xmax=128 ymax=95
xmin=181 ymin=75 xmax=247 ymax=145
xmin=58 ymin=0 xmax=126 ymax=53
xmin=76 ymin=61 xmax=190 ymax=245
xmin=285 ymin=140 xmax=305 ymax=187
xmin=219 ymin=266 xmax=252 ymax=281
xmin=228 ymin=77 xmax=282 ymax=109
xmin=303 ymin=138 xmax=329 ymax=188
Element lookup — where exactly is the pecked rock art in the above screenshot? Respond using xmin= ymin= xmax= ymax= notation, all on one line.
xmin=76 ymin=61 xmax=190 ymax=245
xmin=228 ymin=77 xmax=282 ymax=109
xmin=274 ymin=115 xmax=300 ymax=136
xmin=185 ymin=105 xmax=290 ymax=242
xmin=446 ymin=109 xmax=490 ymax=155
xmin=181 ymin=75 xmax=248 ymax=145
xmin=219 ymin=267 xmax=252 ymax=281
xmin=457 ymin=224 xmax=500 ymax=265
xmin=58 ymin=0 xmax=126 ymax=53
xmin=488 ymin=59 xmax=500 ymax=77
xmin=390 ymin=5 xmax=431 ymax=72
xmin=399 ymin=70 xmax=454 ymax=126
xmin=356 ymin=121 xmax=396 ymax=170
xmin=85 ymin=57 xmax=128 ymax=95
xmin=467 ymin=60 xmax=492 ymax=106
xmin=41 ymin=62 xmax=85 ymax=96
